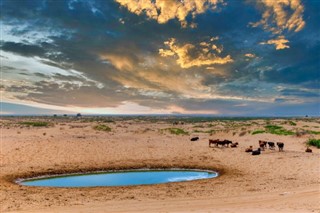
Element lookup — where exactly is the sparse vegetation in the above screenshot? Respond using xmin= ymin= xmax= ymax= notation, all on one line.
xmin=252 ymin=125 xmax=294 ymax=135
xmin=307 ymin=139 xmax=320 ymax=148
xmin=164 ymin=128 xmax=189 ymax=135
xmin=252 ymin=130 xmax=266 ymax=135
xmin=193 ymin=129 xmax=215 ymax=134
xmin=93 ymin=124 xmax=111 ymax=132
xmin=207 ymin=123 xmax=215 ymax=127
xmin=264 ymin=125 xmax=295 ymax=135
xmin=307 ymin=130 xmax=320 ymax=135
xmin=19 ymin=121 xmax=50 ymax=127
xmin=288 ymin=121 xmax=297 ymax=126
xmin=193 ymin=125 xmax=205 ymax=128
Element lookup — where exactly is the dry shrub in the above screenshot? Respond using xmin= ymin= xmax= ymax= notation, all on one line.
xmin=239 ymin=131 xmax=246 ymax=136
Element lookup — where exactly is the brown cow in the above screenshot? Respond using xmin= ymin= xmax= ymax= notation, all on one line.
xmin=277 ymin=142 xmax=284 ymax=152
xmin=209 ymin=139 xmax=219 ymax=147
xmin=305 ymin=147 xmax=312 ymax=153
xmin=259 ymin=140 xmax=267 ymax=151
xmin=230 ymin=142 xmax=239 ymax=148
xmin=245 ymin=146 xmax=253 ymax=152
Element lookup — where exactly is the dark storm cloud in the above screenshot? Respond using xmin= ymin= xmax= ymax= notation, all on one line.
xmin=280 ymin=89 xmax=319 ymax=98
xmin=263 ymin=42 xmax=320 ymax=85
xmin=1 ymin=42 xmax=45 ymax=56
xmin=1 ymin=102 xmax=73 ymax=115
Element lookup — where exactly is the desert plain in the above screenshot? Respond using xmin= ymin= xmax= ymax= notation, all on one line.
xmin=1 ymin=116 xmax=319 ymax=213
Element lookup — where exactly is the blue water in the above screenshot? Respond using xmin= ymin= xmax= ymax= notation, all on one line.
xmin=20 ymin=170 xmax=218 ymax=187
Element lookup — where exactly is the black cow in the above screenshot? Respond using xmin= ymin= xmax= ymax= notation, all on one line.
xmin=268 ymin=142 xmax=275 ymax=150
xmin=277 ymin=142 xmax=284 ymax=152
xmin=191 ymin=137 xmax=199 ymax=141
xmin=221 ymin=140 xmax=232 ymax=147
xmin=252 ymin=148 xmax=261 ymax=155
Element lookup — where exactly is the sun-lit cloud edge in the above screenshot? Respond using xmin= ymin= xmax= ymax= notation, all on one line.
xmin=250 ymin=0 xmax=305 ymax=50
xmin=115 ymin=0 xmax=224 ymax=28
xmin=159 ymin=37 xmax=233 ymax=68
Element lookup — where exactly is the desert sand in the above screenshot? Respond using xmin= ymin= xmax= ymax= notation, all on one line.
xmin=1 ymin=117 xmax=319 ymax=213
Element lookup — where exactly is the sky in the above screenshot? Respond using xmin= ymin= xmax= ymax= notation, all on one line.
xmin=0 ymin=0 xmax=319 ymax=116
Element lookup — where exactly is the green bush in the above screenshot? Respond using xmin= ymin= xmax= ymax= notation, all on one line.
xmin=307 ymin=139 xmax=320 ymax=148
xmin=252 ymin=125 xmax=294 ymax=136
xmin=165 ymin=128 xmax=189 ymax=135
xmin=20 ymin=121 xmax=50 ymax=127
xmin=264 ymin=125 xmax=294 ymax=135
xmin=93 ymin=124 xmax=111 ymax=132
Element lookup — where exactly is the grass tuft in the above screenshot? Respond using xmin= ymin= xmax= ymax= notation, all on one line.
xmin=19 ymin=121 xmax=50 ymax=127
xmin=307 ymin=139 xmax=320 ymax=148
xmin=164 ymin=128 xmax=189 ymax=135
xmin=252 ymin=130 xmax=266 ymax=135
xmin=93 ymin=124 xmax=111 ymax=132
xmin=307 ymin=130 xmax=320 ymax=135
xmin=252 ymin=125 xmax=294 ymax=135
xmin=288 ymin=121 xmax=297 ymax=126
xmin=264 ymin=125 xmax=294 ymax=135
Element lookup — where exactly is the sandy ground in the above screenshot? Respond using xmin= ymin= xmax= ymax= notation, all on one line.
xmin=1 ymin=117 xmax=319 ymax=213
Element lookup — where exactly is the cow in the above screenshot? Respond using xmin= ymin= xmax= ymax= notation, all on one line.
xmin=277 ymin=142 xmax=284 ymax=152
xmin=191 ymin=137 xmax=199 ymax=141
xmin=245 ymin=146 xmax=253 ymax=152
xmin=268 ymin=142 xmax=275 ymax=150
xmin=209 ymin=139 xmax=219 ymax=147
xmin=230 ymin=142 xmax=239 ymax=148
xmin=305 ymin=147 xmax=312 ymax=153
xmin=221 ymin=140 xmax=232 ymax=147
xmin=252 ymin=148 xmax=261 ymax=155
xmin=259 ymin=140 xmax=267 ymax=151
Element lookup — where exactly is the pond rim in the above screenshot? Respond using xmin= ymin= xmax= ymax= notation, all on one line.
xmin=15 ymin=168 xmax=219 ymax=186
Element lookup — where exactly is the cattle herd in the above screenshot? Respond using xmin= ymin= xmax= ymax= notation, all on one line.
xmin=207 ymin=138 xmax=285 ymax=156
xmin=208 ymin=139 xmax=238 ymax=148
xmin=190 ymin=137 xmax=313 ymax=154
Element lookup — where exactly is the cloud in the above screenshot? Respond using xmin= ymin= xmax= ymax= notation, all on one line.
xmin=0 ymin=0 xmax=318 ymax=116
xmin=159 ymin=38 xmax=233 ymax=68
xmin=115 ymin=0 xmax=224 ymax=28
xmin=279 ymin=88 xmax=319 ymax=98
xmin=250 ymin=0 xmax=305 ymax=50
xmin=250 ymin=0 xmax=305 ymax=34
xmin=244 ymin=53 xmax=256 ymax=58
xmin=100 ymin=54 xmax=135 ymax=71
xmin=260 ymin=36 xmax=289 ymax=50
